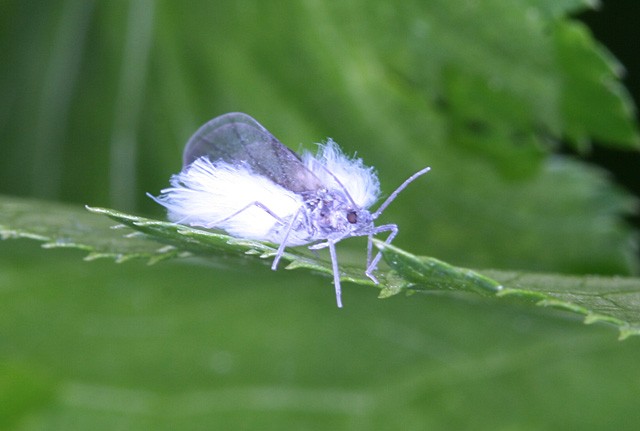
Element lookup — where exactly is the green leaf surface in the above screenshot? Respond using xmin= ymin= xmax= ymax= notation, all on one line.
xmin=2 ymin=240 xmax=640 ymax=430
xmin=0 ymin=195 xmax=371 ymax=284
xmin=375 ymin=241 xmax=640 ymax=340
xmin=0 ymin=195 xmax=179 ymax=263
xmin=1 ymin=195 xmax=638 ymax=340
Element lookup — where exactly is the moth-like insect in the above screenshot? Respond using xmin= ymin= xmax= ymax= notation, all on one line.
xmin=149 ymin=112 xmax=429 ymax=307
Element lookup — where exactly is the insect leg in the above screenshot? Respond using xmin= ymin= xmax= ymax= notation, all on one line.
xmin=365 ymin=224 xmax=398 ymax=284
xmin=328 ymin=240 xmax=343 ymax=308
xmin=307 ymin=240 xmax=342 ymax=306
xmin=203 ymin=201 xmax=286 ymax=228
xmin=146 ymin=192 xmax=286 ymax=228
xmin=271 ymin=207 xmax=302 ymax=271
xmin=184 ymin=199 xmax=301 ymax=272
xmin=367 ymin=235 xmax=374 ymax=269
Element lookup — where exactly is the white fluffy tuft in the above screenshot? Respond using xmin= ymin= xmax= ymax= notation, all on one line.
xmin=302 ymin=139 xmax=380 ymax=208
xmin=152 ymin=157 xmax=303 ymax=241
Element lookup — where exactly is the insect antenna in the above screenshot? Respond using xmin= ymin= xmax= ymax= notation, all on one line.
xmin=372 ymin=167 xmax=431 ymax=219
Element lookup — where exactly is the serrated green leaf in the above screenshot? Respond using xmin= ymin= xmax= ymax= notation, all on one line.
xmin=85 ymin=205 xmax=640 ymax=340
xmin=0 ymin=195 xmax=372 ymax=285
xmin=2 ymin=195 xmax=639 ymax=339
xmin=554 ymin=21 xmax=640 ymax=148
xmin=84 ymin=206 xmax=374 ymax=285
xmin=375 ymin=240 xmax=640 ymax=339
xmin=0 ymin=196 xmax=180 ymax=264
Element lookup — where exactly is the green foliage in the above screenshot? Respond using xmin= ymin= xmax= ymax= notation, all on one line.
xmin=2 ymin=235 xmax=640 ymax=430
xmin=1 ymin=0 xmax=637 ymax=274
xmin=376 ymin=240 xmax=640 ymax=339
xmin=1 ymin=0 xmax=640 ymax=429
xmin=2 ymin=197 xmax=639 ymax=340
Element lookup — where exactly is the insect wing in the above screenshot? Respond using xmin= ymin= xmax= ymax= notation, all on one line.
xmin=183 ymin=112 xmax=323 ymax=193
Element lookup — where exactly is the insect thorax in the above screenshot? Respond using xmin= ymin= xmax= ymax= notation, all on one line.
xmin=297 ymin=188 xmax=374 ymax=241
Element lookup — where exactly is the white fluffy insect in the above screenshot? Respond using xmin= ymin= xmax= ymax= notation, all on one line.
xmin=149 ymin=112 xmax=429 ymax=307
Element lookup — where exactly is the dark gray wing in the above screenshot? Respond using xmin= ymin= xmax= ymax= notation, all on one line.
xmin=183 ymin=112 xmax=323 ymax=193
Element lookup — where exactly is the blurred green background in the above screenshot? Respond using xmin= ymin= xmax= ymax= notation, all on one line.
xmin=1 ymin=0 xmax=640 ymax=429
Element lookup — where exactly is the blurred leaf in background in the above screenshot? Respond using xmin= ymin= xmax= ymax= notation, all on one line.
xmin=1 ymin=0 xmax=638 ymax=273
xmin=1 ymin=0 xmax=640 ymax=429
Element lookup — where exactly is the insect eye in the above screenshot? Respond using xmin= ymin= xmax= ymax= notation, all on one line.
xmin=347 ymin=211 xmax=357 ymax=224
